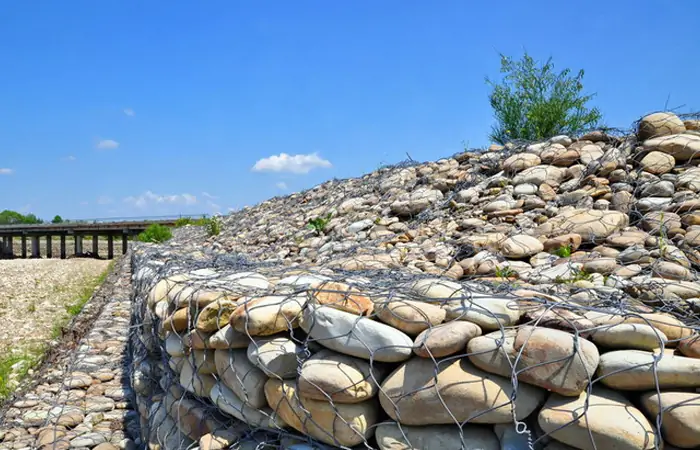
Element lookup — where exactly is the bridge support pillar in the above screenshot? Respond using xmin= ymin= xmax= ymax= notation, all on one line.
xmin=21 ymin=236 xmax=27 ymax=258
xmin=46 ymin=235 xmax=52 ymax=258
xmin=122 ymin=234 xmax=128 ymax=255
xmin=31 ymin=236 xmax=40 ymax=258
xmin=75 ymin=235 xmax=83 ymax=256
xmin=60 ymin=235 xmax=66 ymax=259
xmin=92 ymin=234 xmax=99 ymax=258
xmin=108 ymin=235 xmax=114 ymax=259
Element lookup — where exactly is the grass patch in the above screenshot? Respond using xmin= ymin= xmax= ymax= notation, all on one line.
xmin=137 ymin=223 xmax=173 ymax=243
xmin=0 ymin=262 xmax=113 ymax=401
xmin=174 ymin=216 xmax=221 ymax=236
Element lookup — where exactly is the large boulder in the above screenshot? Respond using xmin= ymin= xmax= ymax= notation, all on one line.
xmin=638 ymin=112 xmax=686 ymax=140
xmin=536 ymin=208 xmax=628 ymax=241
xmin=640 ymin=391 xmax=700 ymax=448
xmin=378 ymin=357 xmax=545 ymax=425
xmin=643 ymin=133 xmax=700 ymax=161
xmin=375 ymin=423 xmax=499 ymax=450
xmin=502 ymin=153 xmax=541 ymax=173
xmin=539 ymin=386 xmax=658 ymax=450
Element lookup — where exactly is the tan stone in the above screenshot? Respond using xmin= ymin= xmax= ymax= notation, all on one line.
xmin=309 ymin=281 xmax=374 ymax=316
xmin=379 ymin=357 xmax=544 ymax=425
xmin=208 ymin=324 xmax=251 ymax=349
xmin=298 ymin=349 xmax=385 ymax=403
xmin=375 ymin=422 xmax=499 ymax=450
xmin=265 ymin=379 xmax=378 ymax=447
xmin=229 ymin=295 xmax=306 ymax=336
xmin=543 ymin=234 xmax=582 ymax=252
xmin=597 ymin=350 xmax=700 ymax=390
xmin=644 ymin=133 xmax=700 ymax=161
xmin=678 ymin=335 xmax=700 ymax=358
xmin=214 ymin=349 xmax=267 ymax=408
xmin=582 ymin=257 xmax=618 ymax=274
xmin=639 ymin=150 xmax=676 ymax=174
xmin=413 ymin=320 xmax=482 ymax=358
xmin=502 ymin=153 xmax=541 ymax=173
xmin=640 ymin=391 xmax=700 ymax=448
xmin=163 ymin=307 xmax=189 ymax=333
xmin=195 ymin=299 xmax=238 ymax=332
xmin=539 ymin=386 xmax=658 ymax=450
xmin=638 ymin=112 xmax=686 ymax=140
xmin=590 ymin=323 xmax=667 ymax=351
xmin=537 ymin=208 xmax=628 ymax=241
xmin=210 ymin=382 xmax=278 ymax=429
xmin=376 ymin=299 xmax=446 ymax=335
xmin=500 ymin=234 xmax=544 ymax=258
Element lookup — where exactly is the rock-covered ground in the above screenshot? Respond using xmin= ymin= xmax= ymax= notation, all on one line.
xmin=4 ymin=111 xmax=700 ymax=450
xmin=0 ymin=256 xmax=139 ymax=450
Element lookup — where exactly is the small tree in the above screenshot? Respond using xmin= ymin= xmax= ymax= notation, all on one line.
xmin=486 ymin=52 xmax=602 ymax=144
xmin=137 ymin=224 xmax=173 ymax=243
xmin=52 ymin=215 xmax=63 ymax=224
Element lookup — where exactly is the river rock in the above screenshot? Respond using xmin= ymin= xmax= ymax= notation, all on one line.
xmin=378 ymin=357 xmax=544 ymax=425
xmin=413 ymin=320 xmax=482 ymax=358
xmin=246 ymin=335 xmax=302 ymax=379
xmin=467 ymin=327 xmax=598 ymax=396
xmin=638 ymin=112 xmax=686 ymax=140
xmin=214 ymin=349 xmax=268 ymax=408
xmin=500 ymin=235 xmax=544 ymax=258
xmin=537 ymin=208 xmax=628 ymax=241
xmin=375 ymin=299 xmax=446 ymax=335
xmin=503 ymin=153 xmax=541 ymax=173
xmin=639 ymin=151 xmax=675 ymax=175
xmin=375 ymin=422 xmax=499 ymax=450
xmin=513 ymin=165 xmax=566 ymax=186
xmin=590 ymin=323 xmax=667 ymax=351
xmin=308 ymin=281 xmax=374 ymax=316
xmin=210 ymin=382 xmax=278 ymax=429
xmin=539 ymin=385 xmax=658 ymax=450
xmin=442 ymin=294 xmax=521 ymax=331
xmin=300 ymin=303 xmax=413 ymax=362
xmin=644 ymin=134 xmax=700 ymax=161
xmin=298 ymin=349 xmax=385 ymax=403
xmin=640 ymin=391 xmax=700 ymax=448
xmin=230 ymin=295 xmax=306 ymax=336
xmin=264 ymin=379 xmax=378 ymax=447
xmin=208 ymin=324 xmax=252 ymax=349
xmin=597 ymin=350 xmax=700 ymax=390
xmin=196 ymin=299 xmax=238 ymax=332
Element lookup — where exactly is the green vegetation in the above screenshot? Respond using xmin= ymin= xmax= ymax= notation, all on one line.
xmin=173 ymin=215 xmax=221 ymax=236
xmin=0 ymin=263 xmax=113 ymax=400
xmin=306 ymin=213 xmax=333 ymax=236
xmin=486 ymin=52 xmax=602 ymax=144
xmin=495 ymin=266 xmax=516 ymax=279
xmin=553 ymin=244 xmax=573 ymax=258
xmin=51 ymin=215 xmax=64 ymax=224
xmin=555 ymin=267 xmax=593 ymax=284
xmin=137 ymin=223 xmax=173 ymax=243
xmin=0 ymin=210 xmax=43 ymax=225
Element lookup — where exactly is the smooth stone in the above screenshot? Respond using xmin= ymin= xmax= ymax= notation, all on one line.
xmin=230 ymin=295 xmax=306 ymax=336
xmin=379 ymin=357 xmax=544 ymax=425
xmin=64 ymin=372 xmax=93 ymax=389
xmin=300 ymin=303 xmax=413 ymax=362
xmin=214 ymin=349 xmax=268 ymax=408
xmin=187 ymin=350 xmax=217 ymax=374
xmin=70 ymin=433 xmax=107 ymax=448
xmin=375 ymin=422 xmax=499 ymax=450
xmin=542 ymin=234 xmax=582 ymax=252
xmin=638 ymin=112 xmax=686 ymax=140
xmin=308 ymin=281 xmax=374 ymax=316
xmin=467 ymin=327 xmax=599 ymax=396
xmin=644 ymin=133 xmax=700 ymax=162
xmin=597 ymin=350 xmax=700 ymax=390
xmin=264 ymin=379 xmax=378 ymax=447
xmin=539 ymin=385 xmax=658 ymax=450
xmin=413 ymin=321 xmax=482 ymax=358
xmin=678 ymin=335 xmax=700 ymax=358
xmin=163 ymin=307 xmax=190 ymax=332
xmin=582 ymin=258 xmax=618 ymax=275
xmin=442 ymin=295 xmax=522 ymax=331
xmin=500 ymin=235 xmax=544 ymax=258
xmin=537 ymin=208 xmax=628 ymax=241
xmin=246 ymin=336 xmax=301 ymax=379
xmin=375 ymin=300 xmax=446 ymax=335
xmin=179 ymin=358 xmax=217 ymax=397
xmin=503 ymin=153 xmax=541 ymax=173
xmin=640 ymin=391 xmax=700 ymax=448
xmin=210 ymin=382 xmax=278 ymax=429
xmin=512 ymin=165 xmax=566 ymax=186
xmin=640 ymin=151 xmax=675 ymax=175
xmin=208 ymin=324 xmax=251 ymax=349
xmin=407 ymin=278 xmax=467 ymax=300
xmin=196 ymin=299 xmax=238 ymax=332
xmin=590 ymin=323 xmax=667 ymax=351
xmin=298 ymin=349 xmax=385 ymax=404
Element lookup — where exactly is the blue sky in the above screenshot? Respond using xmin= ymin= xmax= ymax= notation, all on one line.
xmin=1 ymin=1 xmax=698 ymax=221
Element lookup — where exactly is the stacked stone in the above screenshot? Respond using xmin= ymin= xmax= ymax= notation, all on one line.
xmin=129 ymin=244 xmax=700 ymax=450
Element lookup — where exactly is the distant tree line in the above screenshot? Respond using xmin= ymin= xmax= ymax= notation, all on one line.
xmin=0 ymin=210 xmax=66 ymax=225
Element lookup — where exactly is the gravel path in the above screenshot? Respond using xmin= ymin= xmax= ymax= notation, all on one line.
xmin=0 ymin=256 xmax=139 ymax=449
xmin=0 ymin=259 xmax=111 ymax=356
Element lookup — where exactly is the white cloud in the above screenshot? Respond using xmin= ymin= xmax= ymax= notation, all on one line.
xmin=0 ymin=168 xmax=14 ymax=175
xmin=123 ymin=190 xmax=198 ymax=209
xmin=252 ymin=152 xmax=332 ymax=174
xmin=96 ymin=139 xmax=119 ymax=150
xmin=276 ymin=181 xmax=288 ymax=190
xmin=63 ymin=155 xmax=76 ymax=162
xmin=202 ymin=191 xmax=219 ymax=200
xmin=123 ymin=108 xmax=135 ymax=117
xmin=97 ymin=195 xmax=113 ymax=205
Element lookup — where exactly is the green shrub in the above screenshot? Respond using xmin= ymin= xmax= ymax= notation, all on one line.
xmin=174 ymin=217 xmax=194 ymax=227
xmin=206 ymin=216 xmax=221 ymax=236
xmin=306 ymin=213 xmax=333 ymax=235
xmin=138 ymin=224 xmax=173 ymax=243
xmin=486 ymin=52 xmax=602 ymax=144
xmin=554 ymin=245 xmax=572 ymax=258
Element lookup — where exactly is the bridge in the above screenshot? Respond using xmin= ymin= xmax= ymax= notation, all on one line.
xmin=0 ymin=215 xmax=209 ymax=259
